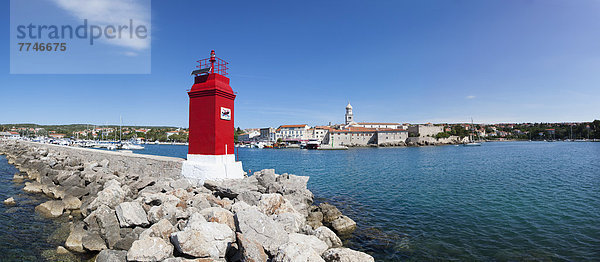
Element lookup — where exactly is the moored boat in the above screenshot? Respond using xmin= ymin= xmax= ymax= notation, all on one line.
xmin=306 ymin=140 xmax=320 ymax=149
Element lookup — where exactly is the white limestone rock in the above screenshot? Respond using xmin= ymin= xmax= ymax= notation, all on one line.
xmin=288 ymin=233 xmax=328 ymax=255
xmin=170 ymin=178 xmax=193 ymax=190
xmin=236 ymin=232 xmax=268 ymax=262
xmin=42 ymin=185 xmax=66 ymax=199
xmin=62 ymin=195 xmax=82 ymax=210
xmin=200 ymin=206 xmax=236 ymax=230
xmin=87 ymin=179 xmax=126 ymax=212
xmin=236 ymin=191 xmax=262 ymax=206
xmin=82 ymin=231 xmax=107 ymax=251
xmin=257 ymin=193 xmax=297 ymax=216
xmin=331 ymin=215 xmax=357 ymax=235
xmin=23 ymin=181 xmax=46 ymax=193
xmin=96 ymin=249 xmax=127 ymax=262
xmin=306 ymin=210 xmax=324 ymax=229
xmin=203 ymin=178 xmax=259 ymax=199
xmin=234 ymin=206 xmax=289 ymax=255
xmin=322 ymin=248 xmax=374 ymax=262
xmin=56 ymin=246 xmax=70 ymax=255
xmin=127 ymin=237 xmax=173 ymax=262
xmin=185 ymin=212 xmax=208 ymax=229
xmin=99 ymin=159 xmax=109 ymax=168
xmin=313 ymin=226 xmax=343 ymax=248
xmin=64 ymin=174 xmax=85 ymax=187
xmin=3 ymin=197 xmax=15 ymax=205
xmin=84 ymin=162 xmax=99 ymax=171
xmin=115 ymin=201 xmax=149 ymax=227
xmin=274 ymin=212 xmax=305 ymax=234
xmin=272 ymin=242 xmax=325 ymax=262
xmin=147 ymin=203 xmax=178 ymax=224
xmin=35 ymin=200 xmax=65 ymax=218
xmin=231 ymin=200 xmax=253 ymax=214
xmin=93 ymin=205 xmax=121 ymax=249
xmin=65 ymin=222 xmax=86 ymax=253
xmin=139 ymin=219 xmax=176 ymax=242
xmin=277 ymin=174 xmax=314 ymax=216
xmin=170 ymin=222 xmax=235 ymax=259
xmin=319 ymin=203 xmax=342 ymax=224
xmin=186 ymin=193 xmax=212 ymax=210
xmin=142 ymin=192 xmax=182 ymax=207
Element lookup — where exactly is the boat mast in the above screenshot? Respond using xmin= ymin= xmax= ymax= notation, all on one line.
xmin=470 ymin=118 xmax=474 ymax=142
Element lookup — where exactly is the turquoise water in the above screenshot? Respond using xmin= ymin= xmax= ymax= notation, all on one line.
xmin=2 ymin=142 xmax=599 ymax=260
xmin=0 ymin=155 xmax=72 ymax=261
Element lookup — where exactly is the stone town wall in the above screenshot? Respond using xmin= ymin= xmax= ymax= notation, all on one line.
xmin=406 ymin=136 xmax=464 ymax=146
xmin=376 ymin=131 xmax=408 ymax=146
xmin=408 ymin=125 xmax=445 ymax=138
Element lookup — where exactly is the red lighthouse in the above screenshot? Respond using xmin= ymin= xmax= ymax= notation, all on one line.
xmin=182 ymin=50 xmax=244 ymax=182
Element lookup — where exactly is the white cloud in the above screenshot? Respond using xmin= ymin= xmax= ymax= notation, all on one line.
xmin=51 ymin=0 xmax=151 ymax=51
xmin=466 ymin=95 xmax=476 ymax=99
xmin=122 ymin=51 xmax=139 ymax=57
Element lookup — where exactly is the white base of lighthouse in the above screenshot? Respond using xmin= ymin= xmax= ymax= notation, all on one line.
xmin=181 ymin=154 xmax=244 ymax=183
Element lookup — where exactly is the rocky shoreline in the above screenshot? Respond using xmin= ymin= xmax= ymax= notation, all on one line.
xmin=0 ymin=140 xmax=373 ymax=262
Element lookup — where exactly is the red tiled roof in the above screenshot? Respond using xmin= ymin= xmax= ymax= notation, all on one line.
xmin=332 ymin=127 xmax=377 ymax=133
xmin=279 ymin=124 xmax=308 ymax=128
xmin=332 ymin=127 xmax=407 ymax=133
xmin=357 ymin=122 xmax=400 ymax=125
xmin=378 ymin=128 xmax=407 ymax=132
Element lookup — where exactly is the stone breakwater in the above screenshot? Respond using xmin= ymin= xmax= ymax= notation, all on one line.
xmin=0 ymin=140 xmax=373 ymax=262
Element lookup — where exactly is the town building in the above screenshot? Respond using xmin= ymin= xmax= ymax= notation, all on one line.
xmin=408 ymin=124 xmax=444 ymax=138
xmin=49 ymin=133 xmax=66 ymax=139
xmin=376 ymin=129 xmax=410 ymax=145
xmin=166 ymin=131 xmax=179 ymax=138
xmin=238 ymin=130 xmax=260 ymax=142
xmin=355 ymin=122 xmax=401 ymax=129
xmin=322 ymin=127 xmax=408 ymax=147
xmin=310 ymin=126 xmax=333 ymax=143
xmin=259 ymin=127 xmax=277 ymax=142
xmin=0 ymin=131 xmax=20 ymax=139
xmin=277 ymin=124 xmax=311 ymax=142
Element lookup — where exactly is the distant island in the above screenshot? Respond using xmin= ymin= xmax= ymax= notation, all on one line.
xmin=0 ymin=124 xmax=189 ymax=143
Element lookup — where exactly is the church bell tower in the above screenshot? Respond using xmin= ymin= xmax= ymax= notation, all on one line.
xmin=345 ymin=102 xmax=354 ymax=125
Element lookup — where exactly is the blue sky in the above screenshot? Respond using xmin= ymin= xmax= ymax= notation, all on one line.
xmin=1 ymin=0 xmax=599 ymax=128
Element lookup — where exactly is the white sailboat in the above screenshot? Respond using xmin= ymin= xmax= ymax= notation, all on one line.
xmin=464 ymin=118 xmax=481 ymax=146
xmin=120 ymin=142 xmax=145 ymax=150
